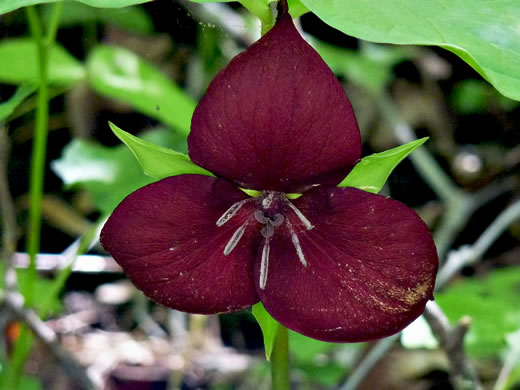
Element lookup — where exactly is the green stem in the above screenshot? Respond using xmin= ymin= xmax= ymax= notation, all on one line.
xmin=25 ymin=5 xmax=50 ymax=308
xmin=4 ymin=5 xmax=63 ymax=388
xmin=271 ymin=325 xmax=290 ymax=390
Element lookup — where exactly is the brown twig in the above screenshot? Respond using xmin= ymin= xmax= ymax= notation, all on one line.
xmin=0 ymin=125 xmax=98 ymax=390
xmin=424 ymin=302 xmax=482 ymax=390
xmin=0 ymin=124 xmax=19 ymax=292
xmin=3 ymin=292 xmax=99 ymax=390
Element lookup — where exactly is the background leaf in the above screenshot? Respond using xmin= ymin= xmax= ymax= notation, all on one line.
xmin=301 ymin=0 xmax=520 ymax=101
xmin=436 ymin=267 xmax=520 ymax=357
xmin=87 ymin=45 xmax=196 ymax=135
xmin=0 ymin=83 xmax=37 ymax=121
xmin=0 ymin=0 xmax=152 ymax=15
xmin=44 ymin=2 xmax=153 ymax=34
xmin=252 ymin=302 xmax=279 ymax=361
xmin=339 ymin=138 xmax=428 ymax=192
xmin=0 ymin=39 xmax=85 ymax=85
xmin=0 ymin=264 xmax=62 ymax=315
xmin=314 ymin=40 xmax=411 ymax=93
xmin=52 ymin=135 xmax=153 ymax=214
xmin=109 ymin=122 xmax=212 ymax=179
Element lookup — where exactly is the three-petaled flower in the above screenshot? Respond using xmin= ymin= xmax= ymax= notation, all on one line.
xmin=101 ymin=14 xmax=438 ymax=342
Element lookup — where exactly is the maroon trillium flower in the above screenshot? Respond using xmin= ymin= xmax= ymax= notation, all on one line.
xmin=101 ymin=14 xmax=438 ymax=342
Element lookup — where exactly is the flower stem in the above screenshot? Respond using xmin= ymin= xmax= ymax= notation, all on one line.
xmin=271 ymin=325 xmax=290 ymax=390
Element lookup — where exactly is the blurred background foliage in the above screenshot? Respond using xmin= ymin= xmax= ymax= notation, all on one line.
xmin=0 ymin=0 xmax=520 ymax=389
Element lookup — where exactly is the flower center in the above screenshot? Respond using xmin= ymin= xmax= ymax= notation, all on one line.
xmin=216 ymin=191 xmax=313 ymax=289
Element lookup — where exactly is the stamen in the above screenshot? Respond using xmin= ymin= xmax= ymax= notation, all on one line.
xmin=291 ymin=231 xmax=308 ymax=267
xmin=223 ymin=221 xmax=248 ymax=255
xmin=284 ymin=199 xmax=313 ymax=230
xmin=286 ymin=220 xmax=308 ymax=267
xmin=217 ymin=198 xmax=253 ymax=226
xmin=259 ymin=238 xmax=270 ymax=289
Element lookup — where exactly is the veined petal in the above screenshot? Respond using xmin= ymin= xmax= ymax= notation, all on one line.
xmin=257 ymin=187 xmax=438 ymax=342
xmin=100 ymin=175 xmax=260 ymax=314
xmin=188 ymin=14 xmax=361 ymax=193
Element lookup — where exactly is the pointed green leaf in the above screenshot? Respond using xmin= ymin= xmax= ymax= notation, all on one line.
xmin=0 ymin=0 xmax=152 ymax=15
xmin=252 ymin=302 xmax=280 ymax=361
xmin=109 ymin=122 xmax=212 ymax=179
xmin=339 ymin=138 xmax=428 ymax=193
xmin=87 ymin=46 xmax=196 ymax=135
xmin=301 ymin=0 xmax=520 ymax=101
xmin=0 ymin=39 xmax=85 ymax=85
xmin=0 ymin=83 xmax=37 ymax=121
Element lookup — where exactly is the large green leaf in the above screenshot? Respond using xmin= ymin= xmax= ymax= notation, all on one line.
xmin=87 ymin=45 xmax=196 ymax=136
xmin=0 ymin=0 xmax=152 ymax=15
xmin=44 ymin=2 xmax=153 ymax=34
xmin=436 ymin=267 xmax=520 ymax=357
xmin=252 ymin=302 xmax=279 ymax=361
xmin=0 ymin=83 xmax=38 ymax=121
xmin=339 ymin=138 xmax=428 ymax=192
xmin=301 ymin=0 xmax=520 ymax=101
xmin=189 ymin=0 xmax=309 ymax=21
xmin=0 ymin=38 xmax=85 ymax=85
xmin=109 ymin=122 xmax=212 ymax=179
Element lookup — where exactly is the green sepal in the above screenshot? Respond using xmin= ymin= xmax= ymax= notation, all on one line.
xmin=339 ymin=138 xmax=428 ymax=193
xmin=109 ymin=122 xmax=213 ymax=179
xmin=252 ymin=302 xmax=280 ymax=361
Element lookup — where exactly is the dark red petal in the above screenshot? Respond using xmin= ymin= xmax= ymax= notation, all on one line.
xmin=257 ymin=187 xmax=438 ymax=342
xmin=100 ymin=175 xmax=261 ymax=314
xmin=188 ymin=14 xmax=361 ymax=193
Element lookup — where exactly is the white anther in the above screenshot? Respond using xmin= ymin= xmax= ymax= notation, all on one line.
xmin=259 ymin=238 xmax=270 ymax=289
xmin=223 ymin=221 xmax=248 ymax=255
xmin=291 ymin=232 xmax=308 ymax=267
xmin=284 ymin=199 xmax=313 ymax=230
xmin=286 ymin=220 xmax=308 ymax=267
xmin=217 ymin=198 xmax=253 ymax=227
xmin=262 ymin=192 xmax=275 ymax=209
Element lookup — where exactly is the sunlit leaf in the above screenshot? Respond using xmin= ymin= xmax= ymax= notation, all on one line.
xmin=52 ymin=135 xmax=154 ymax=213
xmin=0 ymin=39 xmax=85 ymax=85
xmin=252 ymin=302 xmax=279 ymax=361
xmin=0 ymin=0 xmax=152 ymax=15
xmin=109 ymin=122 xmax=212 ymax=179
xmin=436 ymin=267 xmax=520 ymax=357
xmin=339 ymin=138 xmax=428 ymax=192
xmin=301 ymin=0 xmax=520 ymax=101
xmin=87 ymin=45 xmax=196 ymax=135
xmin=401 ymin=316 xmax=438 ymax=350
xmin=0 ymin=83 xmax=37 ymax=121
